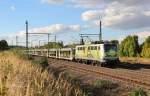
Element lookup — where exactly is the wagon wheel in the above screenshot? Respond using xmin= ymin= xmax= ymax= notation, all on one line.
xmin=92 ymin=61 xmax=97 ymax=66
xmin=97 ymin=62 xmax=105 ymax=67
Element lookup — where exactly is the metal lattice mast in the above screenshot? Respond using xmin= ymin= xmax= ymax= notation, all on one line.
xmin=26 ymin=20 xmax=28 ymax=50
xmin=16 ymin=36 xmax=18 ymax=46
xmin=99 ymin=21 xmax=102 ymax=41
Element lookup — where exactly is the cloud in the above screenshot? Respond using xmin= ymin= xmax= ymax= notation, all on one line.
xmin=71 ymin=0 xmax=105 ymax=9
xmin=16 ymin=24 xmax=81 ymax=37
xmin=81 ymin=1 xmax=150 ymax=30
xmin=41 ymin=0 xmax=64 ymax=4
xmin=4 ymin=24 xmax=81 ymax=46
xmin=81 ymin=10 xmax=103 ymax=21
xmin=30 ymin=24 xmax=81 ymax=34
xmin=41 ymin=0 xmax=105 ymax=8
xmin=71 ymin=0 xmax=150 ymax=9
xmin=10 ymin=5 xmax=16 ymax=11
xmin=134 ymin=31 xmax=150 ymax=39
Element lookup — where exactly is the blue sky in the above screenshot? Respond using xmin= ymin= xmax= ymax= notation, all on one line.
xmin=0 ymin=0 xmax=150 ymax=46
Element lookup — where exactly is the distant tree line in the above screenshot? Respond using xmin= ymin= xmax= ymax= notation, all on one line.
xmin=119 ymin=36 xmax=150 ymax=58
xmin=41 ymin=41 xmax=80 ymax=49
xmin=41 ymin=41 xmax=64 ymax=49
xmin=1 ymin=35 xmax=149 ymax=58
xmin=0 ymin=40 xmax=8 ymax=51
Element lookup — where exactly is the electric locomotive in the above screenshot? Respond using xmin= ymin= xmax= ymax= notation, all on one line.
xmin=75 ymin=41 xmax=119 ymax=66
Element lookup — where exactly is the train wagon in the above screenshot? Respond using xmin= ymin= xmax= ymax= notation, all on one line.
xmin=48 ymin=49 xmax=57 ymax=58
xmin=59 ymin=48 xmax=75 ymax=60
xmin=41 ymin=49 xmax=48 ymax=57
xmin=75 ymin=42 xmax=119 ymax=66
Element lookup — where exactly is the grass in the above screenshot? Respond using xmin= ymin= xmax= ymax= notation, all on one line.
xmin=0 ymin=50 xmax=85 ymax=96
xmin=1 ymin=50 xmax=149 ymax=96
xmin=32 ymin=57 xmax=49 ymax=69
xmin=130 ymin=88 xmax=148 ymax=96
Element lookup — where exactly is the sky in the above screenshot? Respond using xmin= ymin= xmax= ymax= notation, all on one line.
xmin=0 ymin=0 xmax=150 ymax=46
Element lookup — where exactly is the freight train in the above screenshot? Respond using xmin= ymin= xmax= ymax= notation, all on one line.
xmin=28 ymin=42 xmax=119 ymax=66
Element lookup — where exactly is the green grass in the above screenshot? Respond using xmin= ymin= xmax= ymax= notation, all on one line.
xmin=130 ymin=88 xmax=148 ymax=96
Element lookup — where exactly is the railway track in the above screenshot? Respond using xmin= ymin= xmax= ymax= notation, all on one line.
xmin=58 ymin=59 xmax=150 ymax=84
xmin=47 ymin=58 xmax=150 ymax=91
xmin=68 ymin=65 xmax=150 ymax=90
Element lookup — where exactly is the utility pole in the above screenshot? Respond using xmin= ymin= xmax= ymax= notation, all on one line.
xmin=26 ymin=20 xmax=29 ymax=54
xmin=16 ymin=36 xmax=18 ymax=46
xmin=99 ymin=21 xmax=102 ymax=41
xmin=39 ymin=40 xmax=41 ymax=48
xmin=11 ymin=40 xmax=13 ymax=46
xmin=55 ymin=35 xmax=56 ymax=48
xmin=48 ymin=33 xmax=50 ymax=57
xmin=55 ymin=35 xmax=56 ymax=42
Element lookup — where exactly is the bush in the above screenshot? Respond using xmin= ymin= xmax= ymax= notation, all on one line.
xmin=11 ymin=48 xmax=30 ymax=60
xmin=0 ymin=40 xmax=8 ymax=51
xmin=119 ymin=35 xmax=140 ymax=57
xmin=141 ymin=36 xmax=150 ymax=58
xmin=130 ymin=88 xmax=148 ymax=96
xmin=32 ymin=57 xmax=49 ymax=69
xmin=93 ymin=80 xmax=112 ymax=89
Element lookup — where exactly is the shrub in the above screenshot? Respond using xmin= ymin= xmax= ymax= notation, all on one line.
xmin=93 ymin=80 xmax=112 ymax=89
xmin=0 ymin=40 xmax=8 ymax=51
xmin=32 ymin=57 xmax=49 ymax=69
xmin=130 ymin=88 xmax=148 ymax=96
xmin=141 ymin=36 xmax=150 ymax=58
xmin=119 ymin=35 xmax=140 ymax=57
xmin=83 ymin=80 xmax=117 ymax=96
xmin=11 ymin=48 xmax=29 ymax=60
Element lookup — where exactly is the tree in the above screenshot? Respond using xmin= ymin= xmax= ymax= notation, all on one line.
xmin=41 ymin=41 xmax=63 ymax=49
xmin=110 ymin=40 xmax=119 ymax=45
xmin=141 ymin=36 xmax=150 ymax=58
xmin=119 ymin=35 xmax=140 ymax=57
xmin=64 ymin=43 xmax=79 ymax=48
xmin=0 ymin=40 xmax=8 ymax=51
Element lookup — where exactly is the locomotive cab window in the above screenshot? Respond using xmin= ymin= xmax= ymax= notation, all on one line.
xmin=104 ymin=44 xmax=117 ymax=57
xmin=78 ymin=47 xmax=80 ymax=50
xmin=94 ymin=46 xmax=97 ymax=50
xmin=91 ymin=46 xmax=93 ymax=50
xmin=98 ymin=46 xmax=100 ymax=50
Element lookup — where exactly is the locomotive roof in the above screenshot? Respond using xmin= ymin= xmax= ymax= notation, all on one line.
xmin=76 ymin=42 xmax=117 ymax=47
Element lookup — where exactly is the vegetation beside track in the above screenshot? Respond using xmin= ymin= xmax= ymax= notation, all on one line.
xmin=0 ymin=48 xmax=149 ymax=96
xmin=120 ymin=57 xmax=150 ymax=64
xmin=0 ymin=40 xmax=9 ymax=51
xmin=119 ymin=36 xmax=150 ymax=58
xmin=0 ymin=50 xmax=85 ymax=96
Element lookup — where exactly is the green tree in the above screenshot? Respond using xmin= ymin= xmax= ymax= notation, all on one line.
xmin=141 ymin=36 xmax=150 ymax=58
xmin=119 ymin=35 xmax=140 ymax=57
xmin=64 ymin=43 xmax=78 ymax=48
xmin=41 ymin=41 xmax=63 ymax=49
xmin=0 ymin=40 xmax=8 ymax=51
xmin=110 ymin=40 xmax=119 ymax=45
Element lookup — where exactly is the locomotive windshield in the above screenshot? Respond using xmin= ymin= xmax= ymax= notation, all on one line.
xmin=104 ymin=44 xmax=118 ymax=57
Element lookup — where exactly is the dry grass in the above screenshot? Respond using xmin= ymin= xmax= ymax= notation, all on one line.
xmin=120 ymin=57 xmax=150 ymax=64
xmin=0 ymin=51 xmax=85 ymax=96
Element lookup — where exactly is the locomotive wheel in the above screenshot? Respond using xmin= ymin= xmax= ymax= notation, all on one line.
xmin=97 ymin=62 xmax=105 ymax=67
xmin=101 ymin=63 xmax=106 ymax=67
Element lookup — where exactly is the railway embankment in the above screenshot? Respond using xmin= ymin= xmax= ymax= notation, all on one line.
xmin=1 ymin=49 xmax=149 ymax=96
xmin=33 ymin=55 xmax=150 ymax=96
xmin=120 ymin=57 xmax=150 ymax=64
xmin=0 ymin=50 xmax=84 ymax=96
